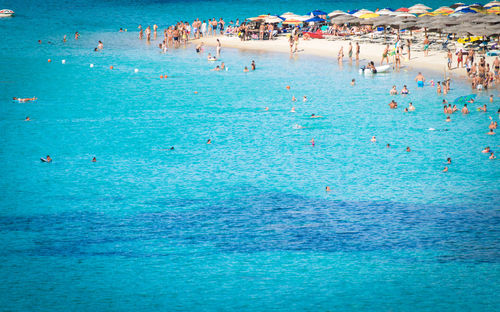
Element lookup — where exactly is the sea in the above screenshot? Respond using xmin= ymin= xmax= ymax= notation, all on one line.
xmin=0 ymin=0 xmax=499 ymax=311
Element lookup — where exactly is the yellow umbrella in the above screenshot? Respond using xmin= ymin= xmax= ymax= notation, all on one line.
xmin=487 ymin=7 xmax=500 ymax=13
xmin=359 ymin=13 xmax=380 ymax=18
xmin=418 ymin=12 xmax=436 ymax=16
xmin=283 ymin=19 xmax=303 ymax=25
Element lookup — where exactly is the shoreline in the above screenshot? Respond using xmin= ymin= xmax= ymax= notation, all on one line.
xmin=192 ymin=35 xmax=497 ymax=85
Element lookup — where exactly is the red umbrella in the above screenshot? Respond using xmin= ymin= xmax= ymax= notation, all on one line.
xmin=396 ymin=7 xmax=410 ymax=12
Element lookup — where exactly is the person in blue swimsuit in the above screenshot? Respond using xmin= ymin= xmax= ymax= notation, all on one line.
xmin=415 ymin=72 xmax=425 ymax=87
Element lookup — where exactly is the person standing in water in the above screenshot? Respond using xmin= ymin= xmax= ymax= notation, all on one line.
xmin=348 ymin=42 xmax=352 ymax=62
xmin=153 ymin=24 xmax=158 ymax=39
xmin=415 ymin=72 xmax=425 ymax=87
xmin=355 ymin=42 xmax=360 ymax=61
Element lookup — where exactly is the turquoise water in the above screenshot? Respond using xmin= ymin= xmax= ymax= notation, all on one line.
xmin=1 ymin=0 xmax=499 ymax=311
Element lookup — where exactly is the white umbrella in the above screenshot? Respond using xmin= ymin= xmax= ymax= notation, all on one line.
xmin=409 ymin=4 xmax=432 ymax=10
xmin=397 ymin=13 xmax=417 ymax=18
xmin=377 ymin=9 xmax=394 ymax=15
xmin=296 ymin=15 xmax=311 ymax=21
xmin=264 ymin=16 xmax=283 ymax=23
xmin=353 ymin=9 xmax=373 ymax=17
xmin=328 ymin=10 xmax=348 ymax=17
xmin=281 ymin=12 xmax=296 ymax=18
xmin=409 ymin=8 xmax=429 ymax=14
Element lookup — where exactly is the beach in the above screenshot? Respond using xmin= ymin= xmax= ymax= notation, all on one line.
xmin=195 ymin=35 xmax=498 ymax=81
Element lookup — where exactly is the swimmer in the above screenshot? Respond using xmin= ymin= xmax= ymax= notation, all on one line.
xmin=487 ymin=129 xmax=495 ymax=135
xmin=290 ymin=107 xmax=296 ymax=113
xmin=446 ymin=116 xmax=451 ymax=122
xmin=63 ymin=35 xmax=67 ymax=42
xmin=415 ymin=72 xmax=425 ymax=87
xmin=478 ymin=104 xmax=487 ymax=112
xmin=38 ymin=40 xmax=42 ymax=44
xmin=292 ymin=96 xmax=296 ymax=102
xmin=461 ymin=104 xmax=469 ymax=114
xmin=311 ymin=138 xmax=315 ymax=147
xmin=119 ymin=28 xmax=124 ymax=32
xmin=243 ymin=66 xmax=249 ymax=72
xmin=443 ymin=166 xmax=448 ymax=172
xmin=490 ymin=95 xmax=494 ymax=103
xmin=386 ymin=143 xmax=390 ymax=148
xmin=92 ymin=157 xmax=97 ymax=162
xmin=447 ymin=157 xmax=451 ymax=164
xmin=207 ymin=139 xmax=212 ymax=144
xmin=293 ymin=124 xmax=303 ymax=129
xmin=220 ymin=62 xmax=225 ymax=70
xmin=41 ymin=155 xmax=52 ymax=162
xmin=406 ymin=147 xmax=411 ymax=152
xmin=481 ymin=147 xmax=490 ymax=153
xmin=264 ymin=107 xmax=269 ymax=111
xmin=388 ymin=100 xmax=397 ymax=109
xmin=196 ymin=42 xmax=204 ymax=53
xmin=371 ymin=136 xmax=376 ymax=142
xmin=490 ymin=152 xmax=496 ymax=160
xmin=408 ymin=102 xmax=415 ymax=111
xmin=98 ymin=41 xmax=103 ymax=49
xmin=170 ymin=146 xmax=174 ymax=150
xmin=403 ymin=108 xmax=408 ymax=113
xmin=310 ymin=114 xmax=323 ymax=118
xmin=488 ymin=121 xmax=497 ymax=130
xmin=94 ymin=48 xmax=98 ymax=52
xmin=25 ymin=116 xmax=30 ymax=121
xmin=325 ymin=186 xmax=331 ymax=192
xmin=401 ymin=85 xmax=409 ymax=95
xmin=251 ymin=60 xmax=256 ymax=70
xmin=351 ymin=79 xmax=355 ymax=86
xmin=303 ymin=96 xmax=307 ymax=102
xmin=75 ymin=32 xmax=80 ymax=40
xmin=13 ymin=97 xmax=37 ymax=102
xmin=207 ymin=53 xmax=217 ymax=61
xmin=390 ymin=85 xmax=398 ymax=95
xmin=212 ymin=65 xmax=221 ymax=71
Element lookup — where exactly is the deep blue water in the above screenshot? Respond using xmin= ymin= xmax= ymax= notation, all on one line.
xmin=0 ymin=0 xmax=499 ymax=311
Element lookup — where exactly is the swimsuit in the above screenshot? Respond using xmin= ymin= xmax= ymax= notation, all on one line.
xmin=417 ymin=80 xmax=424 ymax=87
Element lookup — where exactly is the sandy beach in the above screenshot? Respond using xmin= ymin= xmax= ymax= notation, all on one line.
xmin=195 ymin=35 xmax=498 ymax=82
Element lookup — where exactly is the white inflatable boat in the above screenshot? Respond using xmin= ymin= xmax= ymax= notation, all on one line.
xmin=359 ymin=64 xmax=391 ymax=75
xmin=0 ymin=9 xmax=14 ymax=17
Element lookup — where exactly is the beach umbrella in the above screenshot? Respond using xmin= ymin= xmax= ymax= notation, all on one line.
xmin=456 ymin=8 xmax=478 ymax=14
xmin=482 ymin=14 xmax=500 ymax=23
xmin=280 ymin=12 xmax=297 ymax=18
xmin=377 ymin=9 xmax=394 ymax=15
xmin=305 ymin=16 xmax=326 ymax=22
xmin=454 ymin=94 xmax=476 ymax=104
xmin=264 ymin=16 xmax=284 ymax=23
xmin=469 ymin=3 xmax=484 ymax=8
xmin=353 ymin=9 xmax=374 ymax=17
xmin=487 ymin=7 xmax=500 ymax=13
xmin=450 ymin=3 xmax=466 ymax=9
xmin=397 ymin=13 xmax=417 ymax=19
xmin=248 ymin=16 xmax=264 ymax=21
xmin=308 ymin=9 xmax=327 ymax=16
xmin=348 ymin=9 xmax=360 ymax=14
xmin=328 ymin=10 xmax=348 ymax=17
xmin=409 ymin=8 xmax=430 ymax=14
xmin=359 ymin=13 xmax=380 ymax=18
xmin=282 ymin=19 xmax=303 ymax=25
xmin=410 ymin=4 xmax=432 ymax=10
xmin=396 ymin=7 xmax=410 ymax=12
xmin=331 ymin=15 xmax=359 ymax=24
xmin=484 ymin=1 xmax=500 ymax=8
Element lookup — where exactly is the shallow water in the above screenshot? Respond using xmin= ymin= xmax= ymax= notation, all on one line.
xmin=0 ymin=0 xmax=499 ymax=311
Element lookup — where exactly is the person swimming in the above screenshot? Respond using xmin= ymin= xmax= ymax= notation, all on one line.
xmin=311 ymin=138 xmax=315 ymax=146
xmin=293 ymin=124 xmax=303 ymax=129
xmin=290 ymin=107 xmax=296 ymax=113
xmin=401 ymin=85 xmax=409 ymax=95
xmin=212 ymin=65 xmax=221 ymax=71
xmin=482 ymin=147 xmax=491 ymax=153
xmin=446 ymin=116 xmax=451 ymax=122
xmin=487 ymin=129 xmax=495 ymax=135
xmin=386 ymin=143 xmax=390 ymax=148
xmin=207 ymin=139 xmax=212 ymax=144
xmin=310 ymin=114 xmax=323 ymax=118
xmin=443 ymin=166 xmax=448 ymax=172
xmin=207 ymin=53 xmax=217 ymax=61
xmin=388 ymin=100 xmax=397 ymax=109
xmin=292 ymin=96 xmax=296 ymax=102
xmin=25 ymin=116 xmax=30 ymax=121
xmin=447 ymin=157 xmax=451 ymax=164
xmin=371 ymin=136 xmax=376 ymax=142
xmin=351 ymin=79 xmax=355 ymax=86
xmin=303 ymin=96 xmax=307 ymax=102
xmin=406 ymin=147 xmax=411 ymax=152
xmin=41 ymin=155 xmax=52 ymax=162
xmin=251 ymin=60 xmax=256 ymax=70
xmin=92 ymin=157 xmax=97 ymax=162
xmin=490 ymin=152 xmax=496 ymax=160
xmin=408 ymin=102 xmax=415 ymax=111
xmin=403 ymin=107 xmax=408 ymax=113
xmin=325 ymin=186 xmax=331 ymax=192
xmin=243 ymin=66 xmax=249 ymax=72
xmin=13 ymin=97 xmax=37 ymax=102
xmin=390 ymin=85 xmax=398 ymax=95
xmin=461 ymin=103 xmax=469 ymax=114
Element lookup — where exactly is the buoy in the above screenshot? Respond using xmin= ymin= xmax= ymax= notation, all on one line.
xmin=286 ymin=85 xmax=290 ymax=90
xmin=134 ymin=68 xmax=139 ymax=73
xmin=48 ymin=59 xmax=52 ymax=63
xmin=61 ymin=60 xmax=66 ymax=64
xmin=90 ymin=64 xmax=94 ymax=68
xmin=109 ymin=66 xmax=114 ymax=69
xmin=194 ymin=91 xmax=198 ymax=94
xmin=164 ymin=75 xmax=168 ymax=78
xmin=160 ymin=75 xmax=163 ymax=78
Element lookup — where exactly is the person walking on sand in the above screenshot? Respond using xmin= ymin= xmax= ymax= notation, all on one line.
xmin=338 ymin=46 xmax=344 ymax=62
xmin=406 ymin=39 xmax=411 ymax=60
xmin=381 ymin=44 xmax=389 ymax=65
xmin=423 ymin=36 xmax=430 ymax=56
xmin=288 ymin=34 xmax=294 ymax=53
xmin=348 ymin=42 xmax=352 ymax=62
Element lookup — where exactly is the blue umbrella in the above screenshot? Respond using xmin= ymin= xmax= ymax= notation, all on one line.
xmin=309 ymin=9 xmax=327 ymax=16
xmin=454 ymin=94 xmax=476 ymax=104
xmin=349 ymin=9 xmax=360 ymax=14
xmin=305 ymin=16 xmax=326 ymax=22
xmin=456 ymin=8 xmax=477 ymax=13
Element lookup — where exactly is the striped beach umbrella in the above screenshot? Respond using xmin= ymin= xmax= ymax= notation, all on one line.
xmin=328 ymin=10 xmax=348 ymax=17
xmin=409 ymin=4 xmax=432 ymax=10
xmin=359 ymin=13 xmax=380 ymax=18
xmin=450 ymin=3 xmax=466 ymax=9
xmin=484 ymin=1 xmax=500 ymax=8
xmin=282 ymin=19 xmax=303 ymax=25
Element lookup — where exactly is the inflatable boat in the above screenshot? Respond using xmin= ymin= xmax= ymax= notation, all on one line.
xmin=0 ymin=9 xmax=14 ymax=17
xmin=359 ymin=64 xmax=391 ymax=75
